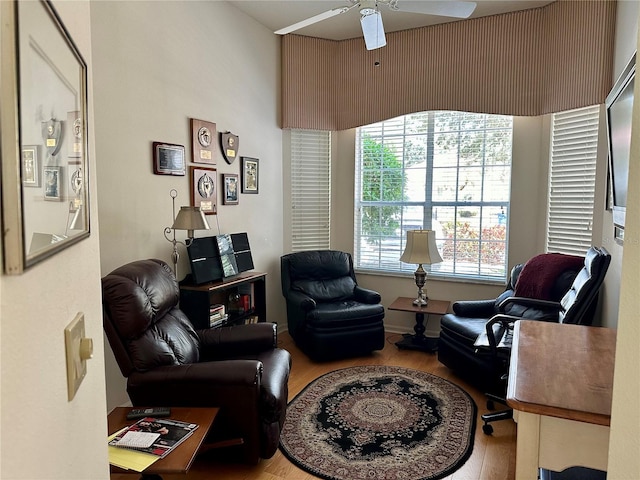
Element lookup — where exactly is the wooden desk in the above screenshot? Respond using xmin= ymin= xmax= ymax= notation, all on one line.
xmin=108 ymin=407 xmax=218 ymax=479
xmin=388 ymin=297 xmax=450 ymax=352
xmin=507 ymin=321 xmax=616 ymax=479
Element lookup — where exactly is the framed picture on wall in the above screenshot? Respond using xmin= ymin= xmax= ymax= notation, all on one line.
xmin=241 ymin=157 xmax=259 ymax=194
xmin=223 ymin=173 xmax=239 ymax=205
xmin=21 ymin=145 xmax=40 ymax=187
xmin=43 ymin=166 xmax=61 ymax=201
xmin=190 ymin=166 xmax=217 ymax=214
xmin=153 ymin=142 xmax=186 ymax=176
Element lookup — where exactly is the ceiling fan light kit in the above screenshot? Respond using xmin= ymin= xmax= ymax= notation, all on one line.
xmin=360 ymin=10 xmax=386 ymax=50
xmin=274 ymin=0 xmax=477 ymax=51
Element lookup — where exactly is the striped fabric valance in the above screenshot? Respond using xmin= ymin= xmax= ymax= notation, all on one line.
xmin=281 ymin=1 xmax=616 ymax=130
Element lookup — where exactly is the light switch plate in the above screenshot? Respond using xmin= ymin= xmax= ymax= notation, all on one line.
xmin=65 ymin=312 xmax=89 ymax=401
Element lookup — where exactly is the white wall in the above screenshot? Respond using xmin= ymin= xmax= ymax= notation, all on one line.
xmin=90 ymin=1 xmax=284 ymax=410
xmin=606 ymin=2 xmax=640 ymax=477
xmin=599 ymin=1 xmax=640 ymax=330
xmin=330 ymin=117 xmax=548 ymax=335
xmin=0 ymin=1 xmax=109 ymax=479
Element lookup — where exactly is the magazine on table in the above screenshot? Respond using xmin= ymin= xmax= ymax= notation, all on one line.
xmin=109 ymin=417 xmax=199 ymax=458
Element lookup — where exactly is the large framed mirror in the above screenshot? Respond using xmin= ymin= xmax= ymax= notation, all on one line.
xmin=1 ymin=0 xmax=89 ymax=274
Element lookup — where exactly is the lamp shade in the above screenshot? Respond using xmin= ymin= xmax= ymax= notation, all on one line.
xmin=172 ymin=206 xmax=210 ymax=235
xmin=400 ymin=230 xmax=443 ymax=265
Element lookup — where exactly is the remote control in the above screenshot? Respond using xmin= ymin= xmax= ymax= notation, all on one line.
xmin=126 ymin=407 xmax=171 ymax=420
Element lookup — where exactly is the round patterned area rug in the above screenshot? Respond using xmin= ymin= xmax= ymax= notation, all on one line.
xmin=279 ymin=365 xmax=476 ymax=480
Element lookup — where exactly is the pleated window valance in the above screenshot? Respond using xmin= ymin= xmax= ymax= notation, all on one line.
xmin=281 ymin=1 xmax=616 ymax=131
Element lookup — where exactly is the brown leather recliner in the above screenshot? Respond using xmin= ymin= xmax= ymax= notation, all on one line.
xmin=102 ymin=258 xmax=291 ymax=464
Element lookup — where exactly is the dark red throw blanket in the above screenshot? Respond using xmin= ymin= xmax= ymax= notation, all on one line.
xmin=514 ymin=253 xmax=584 ymax=300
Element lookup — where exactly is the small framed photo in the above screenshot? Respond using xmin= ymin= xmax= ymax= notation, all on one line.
xmin=223 ymin=173 xmax=239 ymax=205
xmin=22 ymin=145 xmax=40 ymax=187
xmin=241 ymin=157 xmax=259 ymax=194
xmin=152 ymin=141 xmax=185 ymax=176
xmin=190 ymin=166 xmax=217 ymax=215
xmin=43 ymin=166 xmax=61 ymax=201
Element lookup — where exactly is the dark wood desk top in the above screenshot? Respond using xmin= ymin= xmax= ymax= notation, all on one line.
xmin=388 ymin=297 xmax=450 ymax=316
xmin=507 ymin=321 xmax=616 ymax=426
xmin=108 ymin=407 xmax=218 ymax=474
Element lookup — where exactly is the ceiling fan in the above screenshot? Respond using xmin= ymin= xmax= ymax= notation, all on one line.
xmin=274 ymin=0 xmax=477 ymax=50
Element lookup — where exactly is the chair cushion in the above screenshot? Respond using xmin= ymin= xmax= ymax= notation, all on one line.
xmin=102 ymin=259 xmax=180 ymax=339
xmin=285 ymin=250 xmax=352 ymax=280
xmin=441 ymin=314 xmax=491 ymax=346
xmin=307 ymin=301 xmax=384 ymax=328
xmin=102 ymin=259 xmax=200 ymax=372
xmin=127 ymin=308 xmax=200 ymax=371
xmin=292 ymin=276 xmax=356 ymax=302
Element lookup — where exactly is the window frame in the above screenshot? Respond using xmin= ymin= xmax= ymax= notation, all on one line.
xmin=354 ymin=111 xmax=513 ymax=283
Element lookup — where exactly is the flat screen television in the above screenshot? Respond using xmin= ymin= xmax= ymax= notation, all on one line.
xmin=605 ymin=51 xmax=636 ymax=230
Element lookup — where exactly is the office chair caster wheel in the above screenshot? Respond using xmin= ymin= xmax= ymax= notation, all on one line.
xmin=482 ymin=423 xmax=494 ymax=435
xmin=487 ymin=400 xmax=495 ymax=410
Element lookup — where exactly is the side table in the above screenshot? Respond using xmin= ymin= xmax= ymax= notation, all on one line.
xmin=388 ymin=297 xmax=450 ymax=353
xmin=108 ymin=407 xmax=219 ymax=480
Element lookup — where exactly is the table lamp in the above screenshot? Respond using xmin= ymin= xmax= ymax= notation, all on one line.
xmin=164 ymin=189 xmax=210 ymax=277
xmin=400 ymin=229 xmax=443 ymax=306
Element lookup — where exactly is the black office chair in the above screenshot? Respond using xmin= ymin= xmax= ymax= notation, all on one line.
xmin=438 ymin=257 xmax=581 ymax=394
xmin=474 ymin=246 xmax=611 ymax=434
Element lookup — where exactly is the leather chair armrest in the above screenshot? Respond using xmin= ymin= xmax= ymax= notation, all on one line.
xmin=452 ymin=299 xmax=496 ymax=317
xmin=353 ymin=286 xmax=381 ymax=304
xmin=474 ymin=314 xmax=521 ymax=356
xmin=198 ymin=323 xmax=277 ymax=358
xmin=285 ymin=290 xmax=317 ymax=312
xmin=127 ymin=359 xmax=262 ymax=404
xmin=498 ymin=296 xmax=562 ymax=311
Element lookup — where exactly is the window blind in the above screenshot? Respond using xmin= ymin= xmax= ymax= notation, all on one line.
xmin=290 ymin=129 xmax=331 ymax=252
xmin=547 ymin=106 xmax=600 ymax=255
xmin=354 ymin=111 xmax=512 ymax=282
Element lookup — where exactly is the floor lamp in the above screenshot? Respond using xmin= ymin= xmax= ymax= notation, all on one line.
xmin=164 ymin=189 xmax=210 ymax=278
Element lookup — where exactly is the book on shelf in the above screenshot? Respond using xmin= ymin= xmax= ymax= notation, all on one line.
xmin=209 ymin=314 xmax=229 ymax=328
xmin=209 ymin=304 xmax=226 ymax=316
xmin=109 ymin=417 xmax=198 ymax=458
xmin=241 ymin=294 xmax=251 ymax=312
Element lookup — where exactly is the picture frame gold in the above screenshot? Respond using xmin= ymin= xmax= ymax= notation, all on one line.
xmin=1 ymin=0 xmax=90 ymax=274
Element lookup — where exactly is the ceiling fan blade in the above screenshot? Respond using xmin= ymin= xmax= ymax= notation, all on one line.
xmin=361 ymin=10 xmax=387 ymax=50
xmin=390 ymin=1 xmax=477 ymax=19
xmin=274 ymin=6 xmax=352 ymax=35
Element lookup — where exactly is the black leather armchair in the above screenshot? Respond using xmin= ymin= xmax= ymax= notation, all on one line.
xmin=102 ymin=259 xmax=291 ymax=464
xmin=280 ymin=250 xmax=385 ymax=361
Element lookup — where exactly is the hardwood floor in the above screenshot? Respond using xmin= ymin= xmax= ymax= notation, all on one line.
xmin=111 ymin=331 xmax=516 ymax=480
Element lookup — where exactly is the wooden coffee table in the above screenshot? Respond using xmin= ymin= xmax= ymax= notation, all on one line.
xmin=108 ymin=407 xmax=219 ymax=480
xmin=388 ymin=297 xmax=450 ymax=353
